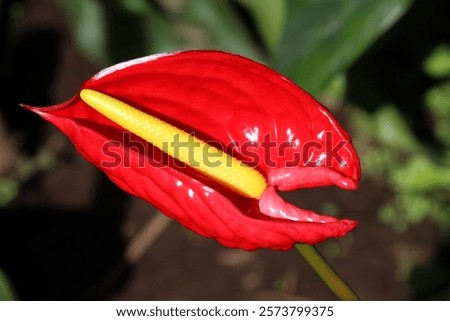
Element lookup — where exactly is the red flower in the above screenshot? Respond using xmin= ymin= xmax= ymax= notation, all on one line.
xmin=23 ymin=50 xmax=360 ymax=250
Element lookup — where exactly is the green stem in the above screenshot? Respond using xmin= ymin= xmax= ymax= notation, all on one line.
xmin=295 ymin=243 xmax=359 ymax=301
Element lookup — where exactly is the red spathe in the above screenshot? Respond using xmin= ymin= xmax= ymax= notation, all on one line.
xmin=24 ymin=50 xmax=361 ymax=250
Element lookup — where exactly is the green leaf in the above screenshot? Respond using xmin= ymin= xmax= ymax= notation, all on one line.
xmin=237 ymin=0 xmax=287 ymax=54
xmin=277 ymin=0 xmax=413 ymax=95
xmin=117 ymin=0 xmax=149 ymax=14
xmin=0 ymin=178 xmax=18 ymax=207
xmin=426 ymin=80 xmax=450 ymax=118
xmin=115 ymin=0 xmax=180 ymax=55
xmin=181 ymin=0 xmax=265 ymax=62
xmin=426 ymin=80 xmax=450 ymax=148
xmin=0 ymin=268 xmax=15 ymax=300
xmin=391 ymin=156 xmax=450 ymax=192
xmin=378 ymin=204 xmax=408 ymax=233
xmin=57 ymin=0 xmax=108 ymax=65
xmin=57 ymin=0 xmax=180 ymax=65
xmin=424 ymin=43 xmax=450 ymax=78
xmin=374 ymin=105 xmax=420 ymax=152
xmin=144 ymin=8 xmax=181 ymax=54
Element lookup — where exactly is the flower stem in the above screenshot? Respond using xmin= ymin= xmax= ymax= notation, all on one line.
xmin=295 ymin=244 xmax=359 ymax=301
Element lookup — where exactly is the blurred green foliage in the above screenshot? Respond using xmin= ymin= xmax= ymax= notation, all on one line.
xmin=0 ymin=148 xmax=55 ymax=207
xmin=424 ymin=44 xmax=450 ymax=79
xmin=0 ymin=268 xmax=15 ymax=300
xmin=276 ymin=0 xmax=413 ymax=95
xmin=0 ymin=179 xmax=19 ymax=207
xmin=350 ymin=37 xmax=450 ymax=233
xmin=238 ymin=0 xmax=286 ymax=54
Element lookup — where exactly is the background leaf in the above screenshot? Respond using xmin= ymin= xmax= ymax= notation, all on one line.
xmin=277 ymin=0 xmax=413 ymax=95
xmin=180 ymin=0 xmax=265 ymax=62
xmin=0 ymin=268 xmax=15 ymax=300
xmin=57 ymin=0 xmax=180 ymax=65
xmin=237 ymin=0 xmax=287 ymax=55
xmin=58 ymin=0 xmax=108 ymax=65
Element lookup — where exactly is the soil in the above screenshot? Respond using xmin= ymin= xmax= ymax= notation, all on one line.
xmin=0 ymin=0 xmax=446 ymax=301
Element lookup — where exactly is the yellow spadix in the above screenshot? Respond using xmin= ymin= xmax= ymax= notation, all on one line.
xmin=80 ymin=89 xmax=267 ymax=199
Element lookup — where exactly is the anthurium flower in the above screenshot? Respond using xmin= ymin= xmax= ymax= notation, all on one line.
xmin=23 ymin=50 xmax=360 ymax=250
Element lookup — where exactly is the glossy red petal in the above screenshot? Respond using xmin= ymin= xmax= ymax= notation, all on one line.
xmin=23 ymin=50 xmax=360 ymax=250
